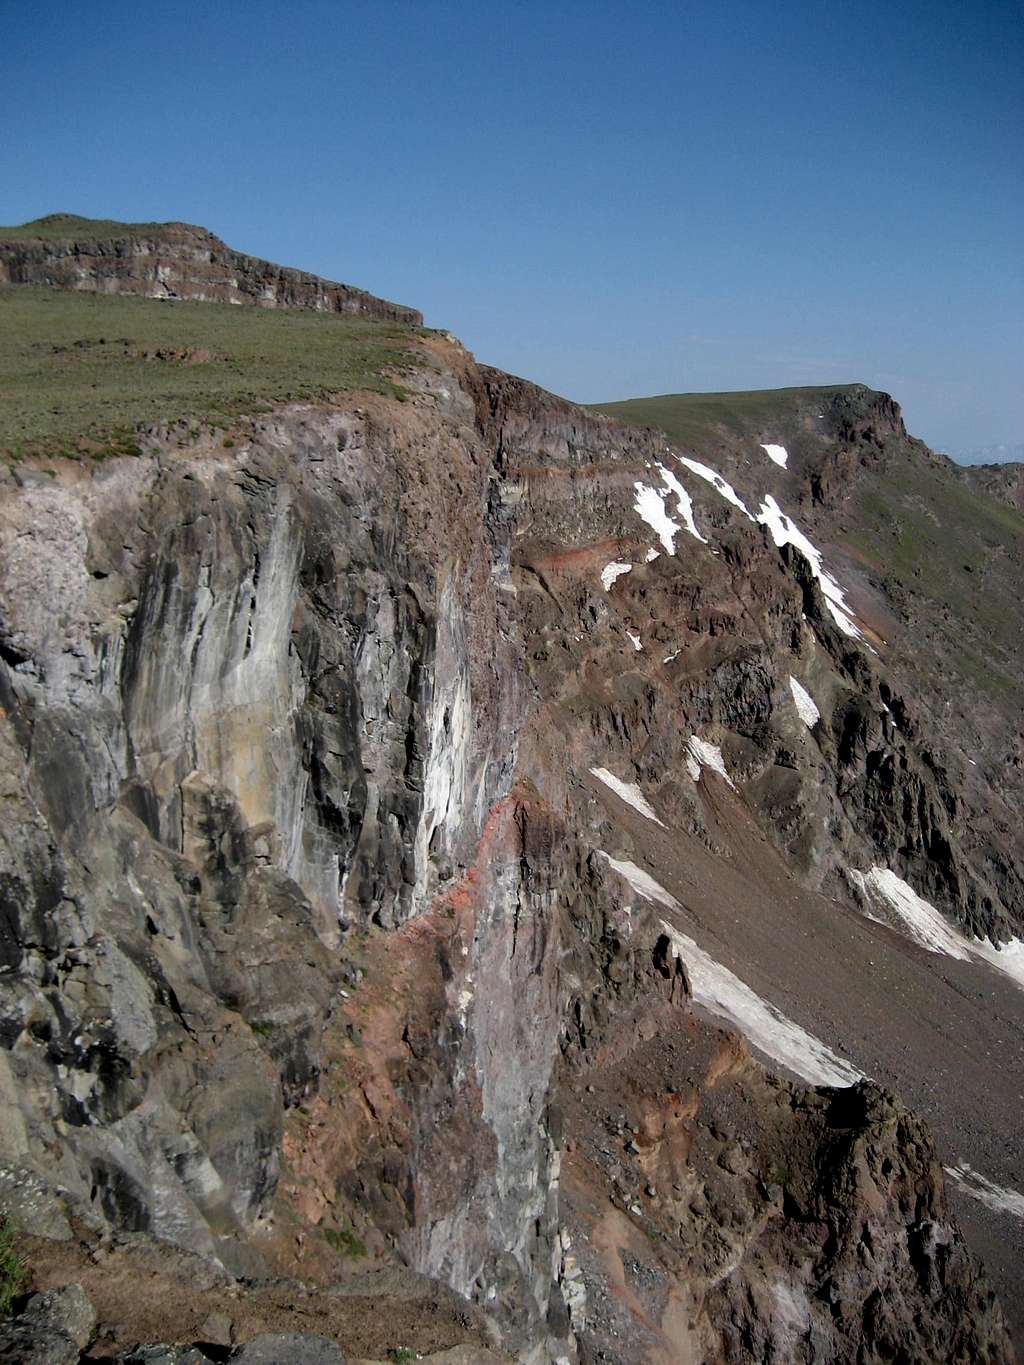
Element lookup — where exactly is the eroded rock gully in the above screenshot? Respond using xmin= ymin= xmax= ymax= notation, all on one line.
xmin=0 ymin=345 xmax=1018 ymax=1362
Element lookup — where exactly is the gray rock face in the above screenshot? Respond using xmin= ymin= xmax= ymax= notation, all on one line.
xmin=0 ymin=346 xmax=1018 ymax=1362
xmin=231 ymin=1334 xmax=346 ymax=1364
xmin=0 ymin=216 xmax=422 ymax=324
xmin=0 ymin=1283 xmax=95 ymax=1365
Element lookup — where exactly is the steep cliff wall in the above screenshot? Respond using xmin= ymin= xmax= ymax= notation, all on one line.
xmin=0 ymin=215 xmax=422 ymax=324
xmin=0 ymin=329 xmax=1019 ymax=1361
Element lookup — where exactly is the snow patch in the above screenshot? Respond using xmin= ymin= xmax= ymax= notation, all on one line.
xmin=970 ymin=936 xmax=1024 ymax=990
xmin=945 ymin=1164 xmax=1024 ymax=1221
xmin=601 ymin=561 xmax=632 ymax=591
xmin=633 ymin=463 xmax=707 ymax=553
xmin=848 ymin=867 xmax=970 ymax=960
xmin=686 ymin=736 xmax=736 ymax=789
xmin=633 ymin=482 xmax=680 ymax=555
xmin=626 ymin=630 xmax=642 ymax=652
xmin=644 ymin=547 xmax=660 ymax=563
xmin=659 ymin=921 xmax=861 ymax=1088
xmin=675 ymin=455 xmax=754 ymax=519
xmin=788 ymin=676 xmax=820 ymax=728
xmin=590 ymin=768 xmax=665 ymax=826
xmin=761 ymin=443 xmax=789 ymax=467
xmin=756 ymin=495 xmax=863 ymax=638
xmin=656 ymin=463 xmax=707 ymax=543
xmin=663 ymin=649 xmax=681 ymax=664
xmin=596 ymin=852 xmax=680 ymax=910
xmin=851 ymin=867 xmax=1024 ymax=992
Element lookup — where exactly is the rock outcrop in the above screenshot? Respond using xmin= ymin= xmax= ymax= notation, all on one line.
xmin=0 ymin=215 xmax=422 ymax=324
xmin=0 ymin=266 xmax=1020 ymax=1361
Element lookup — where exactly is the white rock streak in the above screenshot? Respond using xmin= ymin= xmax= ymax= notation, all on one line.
xmin=590 ymin=768 xmax=665 ymax=826
xmin=686 ymin=736 xmax=736 ymax=788
xmin=755 ymin=495 xmax=863 ymax=638
xmin=945 ymin=1164 xmax=1024 ymax=1221
xmin=761 ymin=443 xmax=789 ymax=467
xmin=849 ymin=867 xmax=1024 ymax=990
xmin=601 ymin=561 xmax=632 ymax=591
xmin=788 ymin=676 xmax=820 ymax=728
xmin=660 ymin=921 xmax=862 ymax=1088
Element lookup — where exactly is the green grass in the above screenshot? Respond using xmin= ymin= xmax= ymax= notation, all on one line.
xmin=0 ymin=214 xmax=175 ymax=240
xmin=590 ymin=385 xmax=860 ymax=452
xmin=0 ymin=1217 xmax=25 ymax=1318
xmin=837 ymin=461 xmax=1024 ymax=700
xmin=0 ymin=285 xmax=421 ymax=463
xmin=387 ymin=1350 xmax=417 ymax=1363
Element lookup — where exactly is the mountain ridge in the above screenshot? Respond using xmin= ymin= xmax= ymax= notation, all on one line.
xmin=0 ymin=223 xmax=1020 ymax=1363
xmin=0 ymin=213 xmax=422 ymax=325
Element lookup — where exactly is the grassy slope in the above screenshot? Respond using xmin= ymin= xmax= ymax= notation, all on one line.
xmin=0 ymin=286 xmax=420 ymax=462
xmin=591 ymin=385 xmax=858 ymax=451
xmin=0 ymin=214 xmax=174 ymax=240
xmin=836 ymin=457 xmax=1024 ymax=698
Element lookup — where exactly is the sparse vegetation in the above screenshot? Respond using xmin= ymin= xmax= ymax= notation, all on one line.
xmin=0 ymin=285 xmax=421 ymax=464
xmin=0 ymin=1216 xmax=25 ymax=1318
xmin=250 ymin=1020 xmax=274 ymax=1038
xmin=387 ymin=1350 xmax=417 ymax=1363
xmin=321 ymin=1219 xmax=367 ymax=1258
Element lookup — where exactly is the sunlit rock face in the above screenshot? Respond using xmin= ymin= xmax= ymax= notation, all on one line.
xmin=0 ymin=338 xmax=1020 ymax=1362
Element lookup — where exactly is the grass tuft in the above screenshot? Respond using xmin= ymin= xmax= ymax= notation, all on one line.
xmin=0 ymin=1216 xmax=25 ymax=1318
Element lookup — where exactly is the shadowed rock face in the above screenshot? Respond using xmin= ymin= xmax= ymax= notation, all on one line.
xmin=0 ymin=215 xmax=423 ymax=324
xmin=0 ymin=333 xmax=1019 ymax=1363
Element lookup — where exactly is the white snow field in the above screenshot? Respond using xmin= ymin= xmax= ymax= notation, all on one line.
xmin=590 ymin=768 xmax=665 ymax=826
xmin=788 ymin=676 xmax=821 ymax=728
xmin=633 ymin=463 xmax=707 ymax=553
xmin=849 ymin=866 xmax=1024 ymax=990
xmin=674 ymin=453 xmax=753 ymax=518
xmin=659 ymin=920 xmax=862 ymax=1088
xmin=596 ymin=852 xmax=681 ymax=911
xmin=686 ymin=736 xmax=736 ymax=788
xmin=755 ymin=495 xmax=863 ymax=638
xmin=945 ymin=1163 xmax=1024 ymax=1221
xmin=601 ymin=560 xmax=632 ymax=590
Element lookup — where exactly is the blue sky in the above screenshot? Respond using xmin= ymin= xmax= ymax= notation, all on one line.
xmin=2 ymin=0 xmax=1021 ymax=456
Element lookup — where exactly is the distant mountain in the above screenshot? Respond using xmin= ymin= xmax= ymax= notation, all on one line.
xmin=958 ymin=441 xmax=1024 ymax=465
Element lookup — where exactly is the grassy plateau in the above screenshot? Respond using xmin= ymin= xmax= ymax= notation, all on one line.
xmin=0 ymin=285 xmax=420 ymax=463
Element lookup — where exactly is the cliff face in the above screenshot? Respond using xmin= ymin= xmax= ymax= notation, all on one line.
xmin=0 ymin=215 xmax=423 ymax=324
xmin=0 ymin=317 xmax=1021 ymax=1361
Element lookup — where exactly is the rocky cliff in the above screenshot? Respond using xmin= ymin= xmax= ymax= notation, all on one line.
xmin=0 ymin=257 xmax=1021 ymax=1363
xmin=0 ymin=215 xmax=422 ymax=324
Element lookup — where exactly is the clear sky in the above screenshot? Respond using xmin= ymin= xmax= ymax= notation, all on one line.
xmin=2 ymin=0 xmax=1021 ymax=457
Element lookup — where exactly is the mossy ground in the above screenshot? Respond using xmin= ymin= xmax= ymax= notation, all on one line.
xmin=0 ymin=285 xmax=421 ymax=463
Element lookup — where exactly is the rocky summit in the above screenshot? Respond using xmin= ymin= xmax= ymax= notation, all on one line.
xmin=0 ymin=222 xmax=1021 ymax=1364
